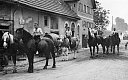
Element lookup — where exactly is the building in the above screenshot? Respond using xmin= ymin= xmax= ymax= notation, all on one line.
xmin=64 ymin=0 xmax=96 ymax=48
xmin=0 ymin=0 xmax=96 ymax=48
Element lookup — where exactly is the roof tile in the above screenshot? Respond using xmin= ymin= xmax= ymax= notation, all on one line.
xmin=14 ymin=0 xmax=80 ymax=20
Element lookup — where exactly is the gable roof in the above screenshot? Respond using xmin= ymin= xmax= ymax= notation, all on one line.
xmin=63 ymin=0 xmax=80 ymax=2
xmin=12 ymin=0 xmax=80 ymax=20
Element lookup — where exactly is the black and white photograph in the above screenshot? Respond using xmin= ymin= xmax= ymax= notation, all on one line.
xmin=0 ymin=0 xmax=128 ymax=80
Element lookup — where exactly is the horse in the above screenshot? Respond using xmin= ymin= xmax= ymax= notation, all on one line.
xmin=44 ymin=33 xmax=62 ymax=57
xmin=87 ymin=28 xmax=104 ymax=58
xmin=59 ymin=35 xmax=79 ymax=60
xmin=1 ymin=32 xmax=24 ymax=74
xmin=109 ymin=33 xmax=120 ymax=54
xmin=16 ymin=28 xmax=56 ymax=73
xmin=102 ymin=36 xmax=111 ymax=54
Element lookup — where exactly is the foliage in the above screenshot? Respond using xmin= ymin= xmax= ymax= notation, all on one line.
xmin=93 ymin=1 xmax=110 ymax=30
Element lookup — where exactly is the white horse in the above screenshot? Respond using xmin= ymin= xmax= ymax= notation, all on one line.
xmin=2 ymin=32 xmax=14 ymax=48
xmin=59 ymin=35 xmax=80 ymax=61
xmin=2 ymin=32 xmax=18 ymax=74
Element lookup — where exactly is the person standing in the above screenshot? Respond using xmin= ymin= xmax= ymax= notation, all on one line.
xmin=65 ymin=27 xmax=72 ymax=38
xmin=112 ymin=28 xmax=117 ymax=35
xmin=65 ymin=27 xmax=72 ymax=44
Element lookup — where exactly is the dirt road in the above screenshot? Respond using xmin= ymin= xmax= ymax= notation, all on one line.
xmin=0 ymin=40 xmax=128 ymax=80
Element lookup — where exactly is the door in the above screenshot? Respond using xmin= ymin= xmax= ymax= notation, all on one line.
xmin=82 ymin=35 xmax=87 ymax=48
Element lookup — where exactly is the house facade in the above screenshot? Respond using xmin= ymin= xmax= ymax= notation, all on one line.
xmin=0 ymin=0 xmax=96 ymax=48
xmin=63 ymin=0 xmax=96 ymax=48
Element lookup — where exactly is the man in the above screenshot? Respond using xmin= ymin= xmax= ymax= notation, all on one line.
xmin=65 ymin=27 xmax=72 ymax=42
xmin=65 ymin=27 xmax=72 ymax=38
xmin=33 ymin=22 xmax=43 ymax=55
xmin=33 ymin=22 xmax=43 ymax=40
xmin=112 ymin=28 xmax=117 ymax=35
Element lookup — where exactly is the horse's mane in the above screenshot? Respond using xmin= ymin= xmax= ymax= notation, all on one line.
xmin=88 ymin=28 xmax=93 ymax=40
xmin=22 ymin=29 xmax=33 ymax=39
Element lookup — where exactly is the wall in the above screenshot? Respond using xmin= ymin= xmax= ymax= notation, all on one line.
xmin=76 ymin=0 xmax=94 ymax=48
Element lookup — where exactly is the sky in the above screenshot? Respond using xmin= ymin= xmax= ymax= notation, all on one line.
xmin=96 ymin=0 xmax=128 ymax=30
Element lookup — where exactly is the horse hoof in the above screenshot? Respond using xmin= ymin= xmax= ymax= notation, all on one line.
xmin=52 ymin=65 xmax=56 ymax=68
xmin=95 ymin=55 xmax=98 ymax=57
xmin=27 ymin=69 xmax=33 ymax=73
xmin=90 ymin=56 xmax=93 ymax=58
xmin=43 ymin=66 xmax=47 ymax=69
xmin=73 ymin=57 xmax=76 ymax=59
xmin=13 ymin=70 xmax=17 ymax=73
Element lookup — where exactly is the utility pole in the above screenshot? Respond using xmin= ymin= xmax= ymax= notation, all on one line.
xmin=111 ymin=16 xmax=113 ymax=31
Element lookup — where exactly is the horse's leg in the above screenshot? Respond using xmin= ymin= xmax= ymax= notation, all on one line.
xmin=27 ymin=53 xmax=34 ymax=73
xmin=117 ymin=45 xmax=119 ymax=55
xmin=111 ymin=45 xmax=113 ymax=52
xmin=61 ymin=48 xmax=65 ymax=61
xmin=102 ymin=45 xmax=105 ymax=54
xmin=3 ymin=55 xmax=9 ymax=74
xmin=96 ymin=45 xmax=99 ymax=56
xmin=51 ymin=48 xmax=56 ymax=68
xmin=65 ymin=48 xmax=69 ymax=60
xmin=12 ymin=55 xmax=17 ymax=73
xmin=93 ymin=46 xmax=95 ymax=57
xmin=113 ymin=46 xmax=115 ymax=54
xmin=73 ymin=49 xmax=76 ymax=59
xmin=89 ymin=46 xmax=93 ymax=58
xmin=125 ymin=44 xmax=127 ymax=50
xmin=43 ymin=57 xmax=49 ymax=69
xmin=106 ymin=46 xmax=109 ymax=54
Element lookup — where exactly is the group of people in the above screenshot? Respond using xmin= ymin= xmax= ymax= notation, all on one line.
xmin=32 ymin=22 xmax=77 ymax=44
xmin=89 ymin=27 xmax=117 ymax=38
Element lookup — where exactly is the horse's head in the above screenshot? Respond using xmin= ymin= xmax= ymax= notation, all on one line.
xmin=16 ymin=28 xmax=33 ymax=44
xmin=15 ymin=28 xmax=24 ymax=40
xmin=2 ymin=32 xmax=14 ymax=48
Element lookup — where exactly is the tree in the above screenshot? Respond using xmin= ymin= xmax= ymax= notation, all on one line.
xmin=93 ymin=1 xmax=110 ymax=30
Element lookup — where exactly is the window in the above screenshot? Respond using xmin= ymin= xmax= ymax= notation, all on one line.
xmin=78 ymin=3 xmax=83 ymax=12
xmin=74 ymin=4 xmax=75 ymax=7
xmin=51 ymin=17 xmax=58 ymax=29
xmin=78 ymin=3 xmax=81 ymax=11
xmin=44 ymin=16 xmax=48 ymax=26
xmin=87 ymin=6 xmax=91 ymax=14
xmin=80 ymin=3 xmax=83 ymax=12
xmin=84 ymin=5 xmax=86 ymax=13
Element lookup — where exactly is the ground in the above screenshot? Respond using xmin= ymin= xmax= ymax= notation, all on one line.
xmin=0 ymin=40 xmax=128 ymax=80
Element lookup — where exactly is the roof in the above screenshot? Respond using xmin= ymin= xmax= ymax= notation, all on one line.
xmin=12 ymin=0 xmax=80 ymax=20
xmin=63 ymin=0 xmax=80 ymax=2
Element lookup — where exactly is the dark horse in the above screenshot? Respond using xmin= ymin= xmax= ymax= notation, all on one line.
xmin=102 ymin=36 xmax=111 ymax=54
xmin=16 ymin=28 xmax=56 ymax=73
xmin=44 ymin=33 xmax=62 ymax=56
xmin=109 ymin=33 xmax=120 ymax=54
xmin=88 ymin=28 xmax=104 ymax=58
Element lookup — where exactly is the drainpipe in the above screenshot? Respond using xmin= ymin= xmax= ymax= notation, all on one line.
xmin=12 ymin=2 xmax=19 ymax=35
